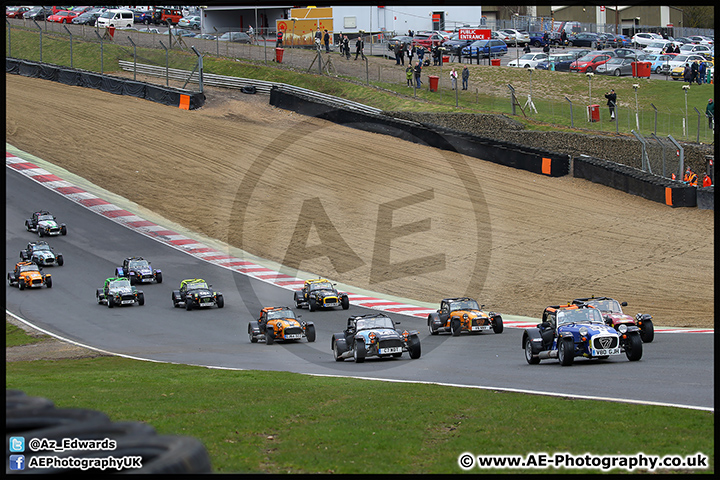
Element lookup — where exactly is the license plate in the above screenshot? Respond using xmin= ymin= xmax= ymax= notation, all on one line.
xmin=285 ymin=334 xmax=302 ymax=339
xmin=471 ymin=325 xmax=491 ymax=331
xmin=48 ymin=231 xmax=60 ymax=236
xmin=378 ymin=347 xmax=402 ymax=354
xmin=122 ymin=300 xmax=135 ymax=304
xmin=199 ymin=302 xmax=213 ymax=307
xmin=324 ymin=302 xmax=339 ymax=307
xmin=592 ymin=347 xmax=621 ymax=356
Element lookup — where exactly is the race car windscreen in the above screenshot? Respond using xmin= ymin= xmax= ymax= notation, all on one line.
xmin=557 ymin=308 xmax=604 ymax=325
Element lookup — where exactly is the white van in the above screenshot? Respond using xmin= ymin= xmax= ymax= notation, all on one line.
xmin=96 ymin=9 xmax=134 ymax=29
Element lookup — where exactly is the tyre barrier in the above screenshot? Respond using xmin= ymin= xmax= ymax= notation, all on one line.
xmin=6 ymin=390 xmax=212 ymax=474
xmin=573 ymin=155 xmax=698 ymax=208
xmin=697 ymin=186 xmax=714 ymax=210
xmin=6 ymin=57 xmax=205 ymax=110
xmin=269 ymin=86 xmax=570 ymax=177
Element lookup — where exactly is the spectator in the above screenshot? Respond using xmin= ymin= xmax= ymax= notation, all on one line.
xmin=523 ymin=44 xmax=531 ymax=54
xmin=342 ymin=35 xmax=350 ymax=59
xmin=682 ymin=63 xmax=691 ymax=83
xmin=450 ymin=67 xmax=458 ymax=90
xmin=276 ymin=29 xmax=283 ymax=48
xmin=560 ymin=30 xmax=568 ymax=48
xmin=690 ymin=60 xmax=699 ymax=84
xmin=406 ymin=64 xmax=414 ymax=87
xmin=324 ymin=29 xmax=330 ymax=53
xmin=394 ymin=43 xmax=402 ymax=65
xmin=461 ymin=65 xmax=469 ymax=90
xmin=355 ymin=36 xmax=365 ymax=60
xmin=683 ymin=166 xmax=698 ymax=186
xmin=248 ymin=25 xmax=255 ymax=44
xmin=697 ymin=61 xmax=706 ymax=85
xmin=604 ymin=89 xmax=617 ymax=120
xmin=314 ymin=27 xmax=322 ymax=47
xmin=414 ymin=61 xmax=422 ymax=88
xmin=706 ymin=98 xmax=714 ymax=129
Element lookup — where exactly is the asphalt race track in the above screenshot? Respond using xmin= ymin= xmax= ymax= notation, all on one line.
xmin=5 ymin=163 xmax=714 ymax=411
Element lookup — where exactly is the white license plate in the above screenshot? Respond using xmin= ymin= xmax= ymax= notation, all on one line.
xmin=471 ymin=325 xmax=491 ymax=331
xmin=592 ymin=347 xmax=621 ymax=356
xmin=122 ymin=300 xmax=135 ymax=304
xmin=284 ymin=334 xmax=302 ymax=339
xmin=199 ymin=302 xmax=214 ymax=307
xmin=324 ymin=302 xmax=339 ymax=307
xmin=378 ymin=347 xmax=402 ymax=354
xmin=48 ymin=231 xmax=60 ymax=236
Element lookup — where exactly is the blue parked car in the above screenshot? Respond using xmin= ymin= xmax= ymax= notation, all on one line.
xmin=645 ymin=53 xmax=678 ymax=74
xmin=522 ymin=304 xmax=642 ymax=366
xmin=133 ymin=9 xmax=152 ymax=25
xmin=331 ymin=314 xmax=421 ymax=363
xmin=461 ymin=38 xmax=508 ymax=59
xmin=535 ymin=50 xmax=590 ymax=71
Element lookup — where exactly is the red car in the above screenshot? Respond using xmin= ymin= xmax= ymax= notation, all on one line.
xmin=6 ymin=6 xmax=31 ymax=18
xmin=412 ymin=32 xmax=446 ymax=48
xmin=47 ymin=10 xmax=78 ymax=23
xmin=569 ymin=52 xmax=613 ymax=73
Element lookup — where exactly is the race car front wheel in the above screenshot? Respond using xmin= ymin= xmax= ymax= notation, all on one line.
xmin=354 ymin=341 xmax=366 ymax=363
xmin=524 ymin=339 xmax=540 ymax=364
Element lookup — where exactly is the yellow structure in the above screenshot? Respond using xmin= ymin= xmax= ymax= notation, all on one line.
xmin=277 ymin=7 xmax=334 ymax=47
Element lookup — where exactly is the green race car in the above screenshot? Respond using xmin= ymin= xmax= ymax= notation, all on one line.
xmin=96 ymin=277 xmax=145 ymax=308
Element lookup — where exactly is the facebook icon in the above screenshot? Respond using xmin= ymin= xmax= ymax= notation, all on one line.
xmin=9 ymin=455 xmax=25 ymax=471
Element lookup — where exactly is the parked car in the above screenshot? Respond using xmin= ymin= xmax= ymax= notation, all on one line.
xmin=642 ymin=41 xmax=673 ymax=55
xmin=686 ymin=35 xmax=713 ymax=46
xmin=193 ymin=33 xmax=216 ymax=40
xmin=645 ymin=53 xmax=677 ymax=74
xmin=218 ymin=31 xmax=251 ymax=43
xmin=679 ymin=43 xmax=713 ymax=59
xmin=572 ymin=296 xmax=654 ymax=343
xmin=442 ymin=32 xmax=474 ymax=56
xmin=496 ymin=28 xmax=530 ymax=46
xmin=522 ymin=304 xmax=642 ymax=366
xmin=567 ymin=32 xmax=601 ymax=48
xmin=612 ymin=48 xmax=645 ymax=59
xmin=616 ymin=34 xmax=633 ymax=47
xmin=96 ymin=277 xmax=144 ymax=308
xmin=507 ymin=52 xmax=549 ymax=68
xmin=23 ymin=6 xmax=53 ymax=21
xmin=133 ymin=9 xmax=152 ymax=25
xmin=20 ymin=241 xmax=64 ymax=267
xmin=659 ymin=54 xmax=707 ymax=75
xmin=172 ymin=278 xmax=224 ymax=310
xmin=669 ymin=59 xmax=714 ymax=80
xmin=412 ymin=32 xmax=446 ymax=48
xmin=528 ymin=31 xmax=561 ymax=47
xmin=6 ymin=6 xmax=31 ymax=18
xmin=248 ymin=306 xmax=316 ymax=344
xmin=462 ymin=39 xmax=508 ymax=58
xmin=115 ymin=256 xmax=162 ymax=285
xmin=673 ymin=37 xmax=693 ymax=46
xmin=293 ymin=278 xmax=349 ymax=311
xmin=569 ymin=51 xmax=613 ymax=73
xmin=7 ymin=262 xmax=52 ymax=290
xmin=595 ymin=57 xmax=635 ymax=76
xmin=427 ymin=297 xmax=503 ymax=336
xmin=331 ymin=313 xmax=421 ymax=362
xmin=72 ymin=11 xmax=101 ymax=25
xmin=632 ymin=32 xmax=664 ymax=46
xmin=150 ymin=6 xmax=183 ymax=26
xmin=597 ymin=32 xmax=623 ymax=48
xmin=386 ymin=35 xmax=413 ymax=52
xmin=178 ymin=15 xmax=201 ymax=30
xmin=535 ymin=52 xmax=585 ymax=71
xmin=47 ymin=10 xmax=78 ymax=23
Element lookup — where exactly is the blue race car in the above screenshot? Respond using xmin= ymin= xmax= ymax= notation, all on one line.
xmin=522 ymin=304 xmax=642 ymax=366
xmin=331 ymin=313 xmax=421 ymax=363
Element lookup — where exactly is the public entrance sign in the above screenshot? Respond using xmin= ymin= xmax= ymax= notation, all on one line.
xmin=458 ymin=28 xmax=491 ymax=40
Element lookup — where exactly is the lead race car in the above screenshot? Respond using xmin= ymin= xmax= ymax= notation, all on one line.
xmin=572 ymin=296 xmax=654 ymax=343
xmin=96 ymin=277 xmax=144 ymax=308
xmin=25 ymin=210 xmax=67 ymax=237
xmin=522 ymin=304 xmax=642 ymax=366
xmin=248 ymin=306 xmax=316 ymax=344
xmin=294 ymin=278 xmax=349 ymax=311
xmin=331 ymin=313 xmax=421 ymax=363
xmin=427 ymin=297 xmax=503 ymax=336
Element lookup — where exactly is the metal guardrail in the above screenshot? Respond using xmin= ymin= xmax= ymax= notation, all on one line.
xmin=118 ymin=60 xmax=383 ymax=116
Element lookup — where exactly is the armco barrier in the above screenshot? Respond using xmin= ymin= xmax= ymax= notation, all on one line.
xmin=696 ymin=186 xmax=714 ymax=210
xmin=573 ymin=155 xmax=697 ymax=208
xmin=269 ymin=86 xmax=570 ymax=177
xmin=6 ymin=58 xmax=205 ymax=110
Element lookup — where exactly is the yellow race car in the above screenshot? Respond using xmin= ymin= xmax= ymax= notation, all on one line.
xmin=7 ymin=261 xmax=52 ymax=289
xmin=427 ymin=297 xmax=503 ymax=336
xmin=248 ymin=306 xmax=316 ymax=344
xmin=293 ymin=278 xmax=349 ymax=311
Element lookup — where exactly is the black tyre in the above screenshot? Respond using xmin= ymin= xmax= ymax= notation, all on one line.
xmin=586 ymin=66 xmax=593 ymax=73
xmin=129 ymin=274 xmax=137 ymax=285
xmin=408 ymin=335 xmax=421 ymax=359
xmin=56 ymin=255 xmax=64 ymax=266
xmin=640 ymin=319 xmax=654 ymax=343
xmin=625 ymin=333 xmax=643 ymax=361
xmin=614 ymin=69 xmax=621 ymax=76
xmin=341 ymin=296 xmax=349 ymax=310
xmin=216 ymin=294 xmax=224 ymax=308
xmin=354 ymin=340 xmax=366 ymax=363
xmin=108 ymin=296 xmax=114 ymax=308
xmin=38 ymin=229 xmax=44 ymax=237
xmin=309 ymin=297 xmax=317 ymax=312
xmin=428 ymin=316 xmax=438 ymax=335
xmin=306 ymin=324 xmax=316 ymax=343
xmin=248 ymin=324 xmax=258 ymax=343
xmin=558 ymin=338 xmax=574 ymax=366
xmin=155 ymin=271 xmax=163 ymax=284
xmin=19 ymin=279 xmax=25 ymax=290
xmin=138 ymin=292 xmax=145 ymax=306
xmin=524 ymin=338 xmax=540 ymax=364
xmin=492 ymin=316 xmax=504 ymax=334
xmin=185 ymin=299 xmax=192 ymax=311
xmin=266 ymin=328 xmax=274 ymax=345
xmin=333 ymin=340 xmax=344 ymax=361
xmin=450 ymin=317 xmax=461 ymax=336
xmin=61 ymin=225 xmax=67 ymax=235
xmin=7 ymin=274 xmax=14 ymax=286
xmin=46 ymin=276 xmax=52 ymax=288
xmin=25 ymin=221 xmax=30 ymax=231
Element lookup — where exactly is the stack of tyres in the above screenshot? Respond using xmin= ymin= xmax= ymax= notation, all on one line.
xmin=6 ymin=390 xmax=212 ymax=474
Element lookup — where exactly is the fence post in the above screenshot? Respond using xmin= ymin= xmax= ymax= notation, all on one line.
xmin=62 ymin=25 xmax=73 ymax=69
xmin=564 ymin=96 xmax=573 ymax=128
xmin=650 ymin=103 xmax=658 ymax=136
xmin=33 ymin=19 xmax=42 ymax=63
xmin=93 ymin=29 xmax=103 ymax=74
xmin=507 ymin=84 xmax=516 ymax=116
xmin=693 ymin=107 xmax=702 ymax=143
xmin=6 ymin=20 xmax=11 ymax=57
xmin=159 ymin=40 xmax=169 ymax=86
xmin=127 ymin=37 xmax=136 ymax=80
xmin=650 ymin=133 xmax=667 ymax=177
xmin=632 ymin=130 xmax=651 ymax=173
xmin=667 ymin=135 xmax=684 ymax=179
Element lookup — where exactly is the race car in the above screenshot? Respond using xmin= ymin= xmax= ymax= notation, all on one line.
xmin=96 ymin=277 xmax=144 ymax=307
xmin=293 ymin=278 xmax=349 ymax=311
xmin=115 ymin=256 xmax=163 ymax=284
xmin=427 ymin=297 xmax=503 ymax=336
xmin=522 ymin=304 xmax=642 ymax=366
xmin=20 ymin=241 xmax=64 ymax=267
xmin=572 ymin=296 xmax=654 ymax=343
xmin=7 ymin=261 xmax=52 ymax=290
xmin=248 ymin=306 xmax=316 ymax=344
xmin=25 ymin=210 xmax=67 ymax=237
xmin=331 ymin=313 xmax=421 ymax=363
xmin=172 ymin=278 xmax=224 ymax=310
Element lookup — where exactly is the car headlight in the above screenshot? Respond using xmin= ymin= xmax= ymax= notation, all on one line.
xmin=579 ymin=327 xmax=588 ymax=337
xmin=618 ymin=324 xmax=628 ymax=334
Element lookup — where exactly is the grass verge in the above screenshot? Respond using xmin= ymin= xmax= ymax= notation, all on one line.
xmin=6 ymin=323 xmax=714 ymax=474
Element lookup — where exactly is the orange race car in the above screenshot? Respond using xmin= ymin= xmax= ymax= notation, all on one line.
xmin=7 ymin=261 xmax=52 ymax=290
xmin=427 ymin=297 xmax=503 ymax=336
xmin=248 ymin=306 xmax=316 ymax=344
